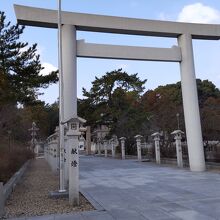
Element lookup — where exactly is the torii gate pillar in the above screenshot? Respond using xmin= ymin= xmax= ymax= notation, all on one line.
xmin=178 ymin=34 xmax=205 ymax=172
xmin=62 ymin=25 xmax=77 ymax=118
xmin=62 ymin=24 xmax=79 ymax=197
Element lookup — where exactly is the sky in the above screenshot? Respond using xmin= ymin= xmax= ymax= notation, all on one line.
xmin=1 ymin=0 xmax=220 ymax=104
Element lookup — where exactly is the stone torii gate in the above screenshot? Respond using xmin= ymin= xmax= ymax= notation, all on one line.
xmin=14 ymin=5 xmax=220 ymax=174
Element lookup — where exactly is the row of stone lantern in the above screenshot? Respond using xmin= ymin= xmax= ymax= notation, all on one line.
xmin=99 ymin=130 xmax=184 ymax=168
xmin=151 ymin=130 xmax=184 ymax=167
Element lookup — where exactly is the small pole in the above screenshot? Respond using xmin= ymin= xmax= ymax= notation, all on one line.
xmin=58 ymin=0 xmax=65 ymax=192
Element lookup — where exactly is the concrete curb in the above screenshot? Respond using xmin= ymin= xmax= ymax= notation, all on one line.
xmin=80 ymin=189 xmax=105 ymax=211
xmin=0 ymin=160 xmax=30 ymax=218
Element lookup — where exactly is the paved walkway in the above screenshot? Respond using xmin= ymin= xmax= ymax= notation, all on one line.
xmin=7 ymin=156 xmax=220 ymax=220
xmin=79 ymin=156 xmax=220 ymax=220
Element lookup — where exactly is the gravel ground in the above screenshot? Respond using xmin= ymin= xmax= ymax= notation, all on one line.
xmin=3 ymin=158 xmax=93 ymax=219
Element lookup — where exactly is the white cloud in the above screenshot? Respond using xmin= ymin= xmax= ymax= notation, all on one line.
xmin=40 ymin=62 xmax=57 ymax=76
xmin=177 ymin=3 xmax=220 ymax=23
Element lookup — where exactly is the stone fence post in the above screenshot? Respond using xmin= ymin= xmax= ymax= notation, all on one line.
xmin=104 ymin=140 xmax=108 ymax=157
xmin=119 ymin=137 xmax=126 ymax=160
xmin=97 ymin=139 xmax=101 ymax=155
xmin=52 ymin=133 xmax=59 ymax=174
xmin=65 ymin=117 xmax=81 ymax=206
xmin=86 ymin=126 xmax=91 ymax=155
xmin=134 ymin=135 xmax=143 ymax=161
xmin=111 ymin=138 xmax=115 ymax=158
xmin=151 ymin=132 xmax=161 ymax=164
xmin=171 ymin=130 xmax=184 ymax=168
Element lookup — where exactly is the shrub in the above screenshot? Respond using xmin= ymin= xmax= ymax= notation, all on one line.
xmin=0 ymin=143 xmax=34 ymax=184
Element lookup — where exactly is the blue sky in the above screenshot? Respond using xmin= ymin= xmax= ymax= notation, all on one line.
xmin=1 ymin=0 xmax=220 ymax=104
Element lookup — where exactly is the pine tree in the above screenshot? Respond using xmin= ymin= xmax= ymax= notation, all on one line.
xmin=0 ymin=11 xmax=58 ymax=105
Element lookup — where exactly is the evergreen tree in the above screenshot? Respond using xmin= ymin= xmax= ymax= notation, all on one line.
xmin=0 ymin=11 xmax=58 ymax=105
xmin=82 ymin=68 xmax=147 ymax=106
xmin=80 ymin=69 xmax=148 ymax=136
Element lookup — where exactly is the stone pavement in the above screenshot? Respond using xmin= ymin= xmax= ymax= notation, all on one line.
xmin=79 ymin=156 xmax=220 ymax=220
xmin=7 ymin=156 xmax=220 ymax=219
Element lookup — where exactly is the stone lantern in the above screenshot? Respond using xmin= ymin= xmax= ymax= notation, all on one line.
xmin=171 ymin=130 xmax=184 ymax=168
xmin=119 ymin=137 xmax=126 ymax=160
xmin=79 ymin=124 xmax=87 ymax=151
xmin=134 ymin=135 xmax=143 ymax=161
xmin=28 ymin=121 xmax=39 ymax=151
xmin=97 ymin=137 xmax=101 ymax=155
xmin=151 ymin=132 xmax=161 ymax=164
xmin=111 ymin=138 xmax=115 ymax=158
xmin=104 ymin=139 xmax=108 ymax=157
xmin=111 ymin=135 xmax=117 ymax=158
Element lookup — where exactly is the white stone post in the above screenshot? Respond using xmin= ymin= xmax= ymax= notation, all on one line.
xmin=134 ymin=135 xmax=142 ymax=161
xmin=104 ymin=140 xmax=108 ymax=157
xmin=119 ymin=137 xmax=126 ymax=160
xmin=152 ymin=132 xmax=161 ymax=164
xmin=86 ymin=126 xmax=91 ymax=155
xmin=171 ymin=130 xmax=184 ymax=168
xmin=111 ymin=139 xmax=115 ymax=158
xmin=178 ymin=34 xmax=205 ymax=172
xmin=98 ymin=140 xmax=101 ymax=155
xmin=66 ymin=118 xmax=80 ymax=206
